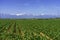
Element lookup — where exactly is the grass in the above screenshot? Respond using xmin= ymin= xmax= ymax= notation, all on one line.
xmin=0 ymin=19 xmax=60 ymax=40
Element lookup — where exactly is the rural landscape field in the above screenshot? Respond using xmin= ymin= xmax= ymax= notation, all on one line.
xmin=0 ymin=0 xmax=60 ymax=40
xmin=0 ymin=19 xmax=60 ymax=40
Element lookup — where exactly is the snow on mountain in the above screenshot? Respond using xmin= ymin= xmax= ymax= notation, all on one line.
xmin=0 ymin=13 xmax=60 ymax=19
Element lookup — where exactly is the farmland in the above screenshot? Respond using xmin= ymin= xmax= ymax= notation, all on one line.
xmin=0 ymin=19 xmax=60 ymax=40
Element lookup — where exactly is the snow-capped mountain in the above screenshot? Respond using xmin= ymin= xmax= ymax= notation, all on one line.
xmin=0 ymin=13 xmax=60 ymax=19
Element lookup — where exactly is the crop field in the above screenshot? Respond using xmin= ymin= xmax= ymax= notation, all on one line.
xmin=0 ymin=19 xmax=60 ymax=40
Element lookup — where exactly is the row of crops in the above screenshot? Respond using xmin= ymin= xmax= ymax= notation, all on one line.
xmin=0 ymin=19 xmax=60 ymax=40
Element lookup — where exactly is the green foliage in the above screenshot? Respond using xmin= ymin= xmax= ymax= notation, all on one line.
xmin=0 ymin=19 xmax=60 ymax=40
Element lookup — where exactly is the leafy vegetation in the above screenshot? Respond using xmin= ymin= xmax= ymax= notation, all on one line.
xmin=0 ymin=19 xmax=60 ymax=40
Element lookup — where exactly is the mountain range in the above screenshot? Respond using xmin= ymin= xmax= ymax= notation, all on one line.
xmin=0 ymin=13 xmax=60 ymax=19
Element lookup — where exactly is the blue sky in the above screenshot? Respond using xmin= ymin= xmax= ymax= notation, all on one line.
xmin=0 ymin=0 xmax=60 ymax=16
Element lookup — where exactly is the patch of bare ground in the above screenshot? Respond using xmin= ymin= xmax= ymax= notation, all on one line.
xmin=40 ymin=32 xmax=53 ymax=40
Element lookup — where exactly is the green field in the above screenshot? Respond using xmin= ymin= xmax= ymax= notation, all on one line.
xmin=0 ymin=19 xmax=60 ymax=40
